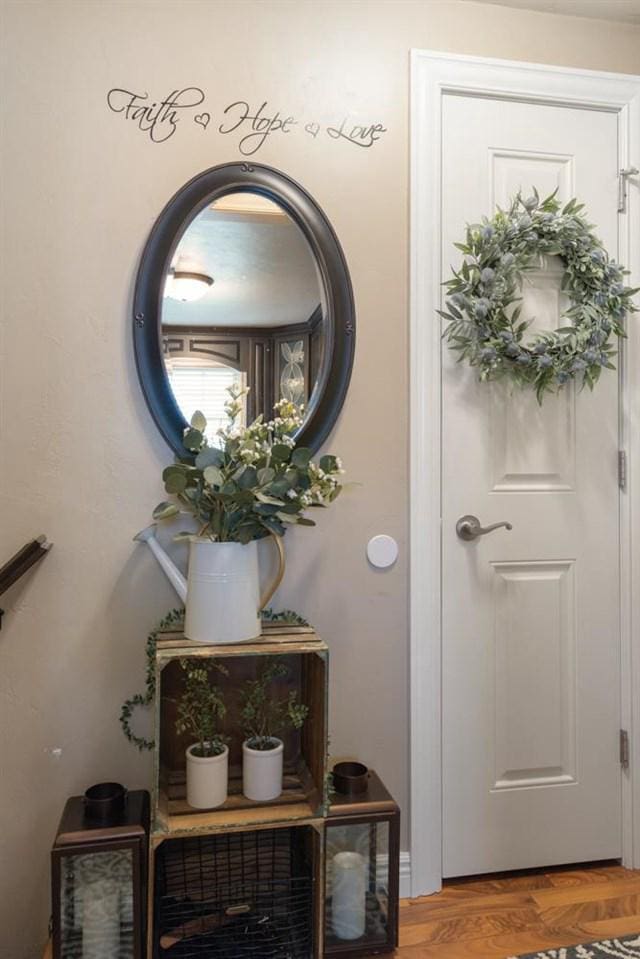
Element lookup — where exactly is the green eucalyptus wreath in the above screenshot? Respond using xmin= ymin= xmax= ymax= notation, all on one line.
xmin=441 ymin=190 xmax=638 ymax=402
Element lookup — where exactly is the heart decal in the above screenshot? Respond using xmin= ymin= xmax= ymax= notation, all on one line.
xmin=194 ymin=112 xmax=210 ymax=130
xmin=304 ymin=122 xmax=320 ymax=138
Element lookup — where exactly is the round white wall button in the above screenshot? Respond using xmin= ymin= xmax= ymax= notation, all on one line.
xmin=367 ymin=535 xmax=399 ymax=569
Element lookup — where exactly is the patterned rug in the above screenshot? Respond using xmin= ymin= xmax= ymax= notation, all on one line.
xmin=511 ymin=935 xmax=640 ymax=958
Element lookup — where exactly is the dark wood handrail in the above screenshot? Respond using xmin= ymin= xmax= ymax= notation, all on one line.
xmin=0 ymin=536 xmax=52 ymax=627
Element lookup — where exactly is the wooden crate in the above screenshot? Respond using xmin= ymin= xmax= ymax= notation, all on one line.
xmin=147 ymin=819 xmax=325 ymax=959
xmin=152 ymin=629 xmax=329 ymax=837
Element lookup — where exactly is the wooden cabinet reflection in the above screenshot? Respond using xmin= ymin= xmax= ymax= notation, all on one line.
xmin=162 ymin=306 xmax=323 ymax=424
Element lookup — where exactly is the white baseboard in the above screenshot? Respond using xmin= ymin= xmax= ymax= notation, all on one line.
xmin=399 ymin=851 xmax=411 ymax=899
xmin=376 ymin=851 xmax=412 ymax=899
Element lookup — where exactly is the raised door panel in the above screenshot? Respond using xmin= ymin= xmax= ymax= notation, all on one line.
xmin=491 ymin=560 xmax=576 ymax=790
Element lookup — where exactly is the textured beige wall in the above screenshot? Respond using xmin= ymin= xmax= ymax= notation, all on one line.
xmin=1 ymin=1 xmax=639 ymax=955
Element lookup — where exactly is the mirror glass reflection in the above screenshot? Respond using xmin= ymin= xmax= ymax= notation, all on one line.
xmin=161 ymin=191 xmax=325 ymax=447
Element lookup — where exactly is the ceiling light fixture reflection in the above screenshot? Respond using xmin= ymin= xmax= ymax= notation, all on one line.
xmin=164 ymin=270 xmax=214 ymax=303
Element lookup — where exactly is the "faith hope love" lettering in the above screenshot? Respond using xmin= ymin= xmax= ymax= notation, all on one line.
xmin=106 ymin=87 xmax=388 ymax=154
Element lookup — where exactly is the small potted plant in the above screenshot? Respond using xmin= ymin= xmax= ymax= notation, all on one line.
xmin=175 ymin=659 xmax=229 ymax=810
xmin=240 ymin=658 xmax=309 ymax=802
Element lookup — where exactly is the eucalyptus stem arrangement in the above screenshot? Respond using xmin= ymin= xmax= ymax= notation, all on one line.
xmin=240 ymin=658 xmax=309 ymax=751
xmin=153 ymin=388 xmax=344 ymax=544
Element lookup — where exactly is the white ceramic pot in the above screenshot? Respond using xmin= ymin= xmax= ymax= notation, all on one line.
xmin=242 ymin=738 xmax=284 ymax=801
xmin=186 ymin=743 xmax=229 ymax=809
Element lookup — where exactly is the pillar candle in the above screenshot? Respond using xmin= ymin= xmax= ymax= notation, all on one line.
xmin=82 ymin=878 xmax=120 ymax=959
xmin=331 ymin=851 xmax=367 ymax=940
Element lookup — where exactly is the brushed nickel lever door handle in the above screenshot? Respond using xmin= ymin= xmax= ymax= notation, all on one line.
xmin=456 ymin=515 xmax=513 ymax=541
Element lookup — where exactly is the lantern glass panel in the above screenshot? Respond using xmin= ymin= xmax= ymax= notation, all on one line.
xmin=325 ymin=820 xmax=390 ymax=947
xmin=59 ymin=848 xmax=134 ymax=958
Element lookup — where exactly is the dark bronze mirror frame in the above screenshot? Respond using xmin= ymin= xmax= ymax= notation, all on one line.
xmin=133 ymin=161 xmax=355 ymax=455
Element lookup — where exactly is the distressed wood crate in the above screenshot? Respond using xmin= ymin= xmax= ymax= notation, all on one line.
xmin=151 ymin=629 xmax=329 ymax=838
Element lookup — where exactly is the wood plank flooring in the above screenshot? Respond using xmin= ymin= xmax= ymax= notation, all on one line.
xmin=41 ymin=862 xmax=640 ymax=959
xmin=396 ymin=862 xmax=640 ymax=958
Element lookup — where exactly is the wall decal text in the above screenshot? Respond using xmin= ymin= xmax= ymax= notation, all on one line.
xmin=106 ymin=87 xmax=206 ymax=143
xmin=219 ymin=101 xmax=298 ymax=155
xmin=106 ymin=88 xmax=388 ymax=153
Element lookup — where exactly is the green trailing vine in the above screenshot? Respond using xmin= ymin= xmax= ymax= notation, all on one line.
xmin=442 ymin=189 xmax=638 ymax=402
xmin=119 ymin=607 xmax=184 ymax=751
xmin=261 ymin=607 xmax=310 ymax=626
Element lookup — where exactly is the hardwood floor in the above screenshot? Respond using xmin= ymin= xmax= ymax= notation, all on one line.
xmin=42 ymin=862 xmax=640 ymax=959
xmin=396 ymin=862 xmax=640 ymax=957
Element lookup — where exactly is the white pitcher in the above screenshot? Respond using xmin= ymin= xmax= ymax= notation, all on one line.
xmin=134 ymin=527 xmax=284 ymax=645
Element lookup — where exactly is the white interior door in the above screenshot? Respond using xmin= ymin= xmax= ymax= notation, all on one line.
xmin=441 ymin=95 xmax=622 ymax=876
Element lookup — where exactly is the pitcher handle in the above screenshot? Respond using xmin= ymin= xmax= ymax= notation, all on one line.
xmin=259 ymin=533 xmax=285 ymax=611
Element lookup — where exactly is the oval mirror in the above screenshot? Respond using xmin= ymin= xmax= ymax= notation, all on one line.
xmin=133 ymin=162 xmax=355 ymax=455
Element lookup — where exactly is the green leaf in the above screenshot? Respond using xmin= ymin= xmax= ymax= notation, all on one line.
xmin=237 ymin=525 xmax=259 ymax=544
xmin=271 ymin=444 xmax=292 ymax=463
xmin=163 ymin=464 xmax=188 ymax=481
xmin=258 ymin=467 xmax=275 ymax=485
xmin=263 ymin=517 xmax=286 ymax=536
xmin=231 ymin=491 xmax=255 ymax=506
xmin=190 ymin=410 xmax=207 ymax=432
xmin=266 ymin=482 xmax=288 ymax=500
xmin=256 ymin=492 xmax=285 ymax=506
xmin=276 ymin=511 xmax=300 ymax=523
xmin=291 ymin=447 xmax=311 ymax=468
xmin=165 ymin=472 xmax=187 ymax=494
xmin=238 ymin=467 xmax=258 ymax=490
xmin=296 ymin=517 xmax=316 ymax=527
xmin=173 ymin=530 xmax=195 ymax=543
xmin=183 ymin=428 xmax=203 ymax=452
xmin=320 ymin=455 xmax=337 ymax=473
xmin=255 ymin=503 xmax=281 ymax=516
xmin=203 ymin=466 xmax=223 ymax=487
xmin=152 ymin=501 xmax=180 ymax=521
xmin=196 ymin=447 xmax=224 ymax=469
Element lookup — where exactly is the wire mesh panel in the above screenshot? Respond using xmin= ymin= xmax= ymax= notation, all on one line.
xmin=154 ymin=827 xmax=315 ymax=958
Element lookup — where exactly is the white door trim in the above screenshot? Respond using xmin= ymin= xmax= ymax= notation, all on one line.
xmin=410 ymin=50 xmax=640 ymax=897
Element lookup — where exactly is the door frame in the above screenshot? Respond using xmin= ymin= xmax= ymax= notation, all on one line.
xmin=410 ymin=50 xmax=640 ymax=897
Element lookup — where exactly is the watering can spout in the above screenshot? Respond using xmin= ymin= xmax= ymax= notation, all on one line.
xmin=133 ymin=524 xmax=187 ymax=602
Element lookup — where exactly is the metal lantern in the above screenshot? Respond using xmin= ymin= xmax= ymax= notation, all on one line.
xmin=324 ymin=767 xmax=400 ymax=958
xmin=50 ymin=785 xmax=150 ymax=959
